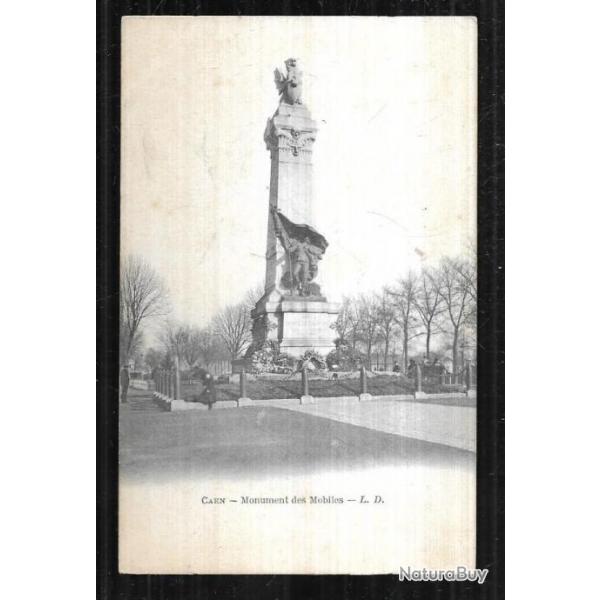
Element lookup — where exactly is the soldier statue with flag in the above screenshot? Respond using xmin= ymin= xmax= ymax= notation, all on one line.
xmin=270 ymin=206 xmax=328 ymax=297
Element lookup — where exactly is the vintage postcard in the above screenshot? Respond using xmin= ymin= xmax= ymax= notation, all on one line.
xmin=118 ymin=16 xmax=478 ymax=575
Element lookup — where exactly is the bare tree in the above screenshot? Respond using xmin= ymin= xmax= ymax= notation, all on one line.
xmin=160 ymin=351 xmax=175 ymax=370
xmin=212 ymin=302 xmax=252 ymax=360
xmin=414 ymin=267 xmax=444 ymax=359
xmin=132 ymin=349 xmax=146 ymax=372
xmin=345 ymin=298 xmax=364 ymax=351
xmin=433 ymin=257 xmax=476 ymax=376
xmin=332 ymin=296 xmax=358 ymax=347
xmin=461 ymin=239 xmax=478 ymax=305
xmin=244 ymin=282 xmax=265 ymax=309
xmin=120 ymin=255 xmax=169 ymax=365
xmin=355 ymin=295 xmax=381 ymax=369
xmin=120 ymin=328 xmax=143 ymax=367
xmin=453 ymin=255 xmax=477 ymax=305
xmin=144 ymin=347 xmax=164 ymax=372
xmin=193 ymin=328 xmax=214 ymax=366
xmin=375 ymin=291 xmax=397 ymax=371
xmin=158 ymin=321 xmax=188 ymax=365
xmin=389 ymin=271 xmax=422 ymax=373
xmin=181 ymin=326 xmax=203 ymax=369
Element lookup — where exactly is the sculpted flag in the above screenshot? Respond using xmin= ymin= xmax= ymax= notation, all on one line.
xmin=271 ymin=207 xmax=329 ymax=294
xmin=271 ymin=207 xmax=328 ymax=253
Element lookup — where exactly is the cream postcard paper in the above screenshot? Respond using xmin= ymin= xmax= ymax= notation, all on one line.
xmin=119 ymin=16 xmax=477 ymax=574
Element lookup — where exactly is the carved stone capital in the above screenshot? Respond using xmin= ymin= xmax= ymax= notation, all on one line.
xmin=264 ymin=119 xmax=317 ymax=155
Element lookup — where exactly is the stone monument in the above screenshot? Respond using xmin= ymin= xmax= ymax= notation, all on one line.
xmin=250 ymin=58 xmax=340 ymax=357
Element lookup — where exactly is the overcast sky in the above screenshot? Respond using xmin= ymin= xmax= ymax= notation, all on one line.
xmin=121 ymin=16 xmax=477 ymax=328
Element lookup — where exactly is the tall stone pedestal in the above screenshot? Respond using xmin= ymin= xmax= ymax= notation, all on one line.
xmin=252 ymin=296 xmax=339 ymax=358
xmin=250 ymin=59 xmax=339 ymax=359
xmin=263 ymin=102 xmax=320 ymax=301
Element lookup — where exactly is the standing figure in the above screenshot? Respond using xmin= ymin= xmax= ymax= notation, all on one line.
xmin=120 ymin=365 xmax=130 ymax=403
xmin=289 ymin=236 xmax=312 ymax=295
xmin=283 ymin=234 xmax=323 ymax=296
xmin=271 ymin=207 xmax=327 ymax=297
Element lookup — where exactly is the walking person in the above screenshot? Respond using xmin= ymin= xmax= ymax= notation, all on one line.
xmin=197 ymin=368 xmax=217 ymax=410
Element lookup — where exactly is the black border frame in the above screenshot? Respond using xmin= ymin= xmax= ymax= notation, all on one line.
xmin=98 ymin=2 xmax=504 ymax=598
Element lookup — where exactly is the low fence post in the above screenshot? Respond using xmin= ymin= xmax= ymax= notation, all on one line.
xmin=240 ymin=368 xmax=247 ymax=398
xmin=465 ymin=360 xmax=476 ymax=397
xmin=302 ymin=367 xmax=309 ymax=396
xmin=237 ymin=368 xmax=252 ymax=407
xmin=414 ymin=364 xmax=426 ymax=399
xmin=360 ymin=366 xmax=367 ymax=395
xmin=465 ymin=360 xmax=471 ymax=390
xmin=300 ymin=367 xmax=314 ymax=404
xmin=174 ymin=357 xmax=181 ymax=400
xmin=359 ymin=366 xmax=372 ymax=401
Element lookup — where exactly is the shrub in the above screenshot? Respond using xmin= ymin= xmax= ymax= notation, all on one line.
xmin=299 ymin=350 xmax=328 ymax=372
xmin=247 ymin=340 xmax=294 ymax=374
xmin=273 ymin=352 xmax=295 ymax=370
xmin=326 ymin=343 xmax=363 ymax=371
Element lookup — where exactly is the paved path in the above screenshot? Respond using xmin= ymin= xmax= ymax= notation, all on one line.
xmin=121 ymin=388 xmax=163 ymax=413
xmin=265 ymin=396 xmax=476 ymax=452
xmin=119 ymin=390 xmax=474 ymax=482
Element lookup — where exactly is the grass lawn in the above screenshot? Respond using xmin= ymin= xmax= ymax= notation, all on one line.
xmin=180 ymin=375 xmax=463 ymax=402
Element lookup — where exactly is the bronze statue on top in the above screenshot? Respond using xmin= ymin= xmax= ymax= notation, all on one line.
xmin=274 ymin=58 xmax=303 ymax=105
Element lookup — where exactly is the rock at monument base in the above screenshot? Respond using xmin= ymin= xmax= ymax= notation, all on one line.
xmin=414 ymin=391 xmax=427 ymax=400
xmin=358 ymin=393 xmax=374 ymax=402
xmin=299 ymin=395 xmax=315 ymax=405
xmin=236 ymin=397 xmax=253 ymax=407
